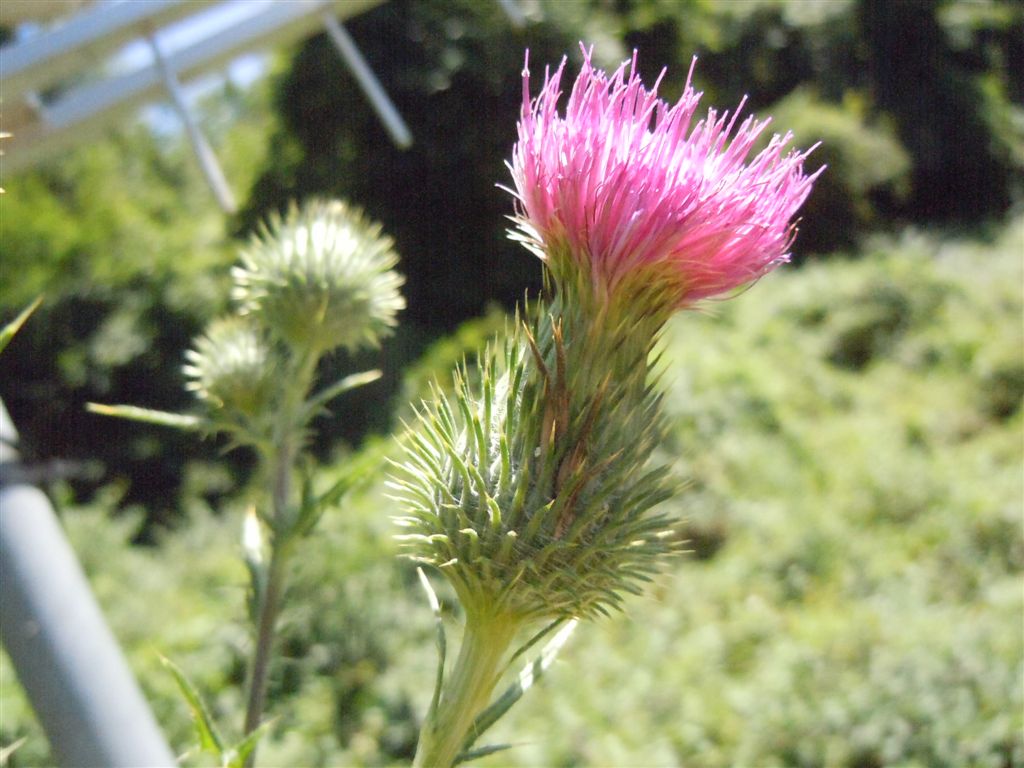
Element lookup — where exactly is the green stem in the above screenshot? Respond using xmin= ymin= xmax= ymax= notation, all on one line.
xmin=241 ymin=351 xmax=318 ymax=766
xmin=413 ymin=610 xmax=521 ymax=768
xmin=242 ymin=546 xmax=286 ymax=743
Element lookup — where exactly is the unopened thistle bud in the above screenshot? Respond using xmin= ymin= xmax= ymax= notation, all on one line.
xmin=233 ymin=199 xmax=405 ymax=354
xmin=184 ymin=316 xmax=275 ymax=416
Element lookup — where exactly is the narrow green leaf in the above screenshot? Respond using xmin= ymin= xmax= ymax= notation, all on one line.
xmin=463 ymin=619 xmax=577 ymax=752
xmin=242 ymin=507 xmax=267 ymax=624
xmin=0 ymin=737 xmax=27 ymax=767
xmin=454 ymin=742 xmax=514 ymax=765
xmin=417 ymin=567 xmax=447 ymax=721
xmin=300 ymin=369 xmax=382 ymax=421
xmin=504 ymin=618 xmax=564 ymax=670
xmin=223 ymin=719 xmax=274 ymax=768
xmin=0 ymin=296 xmax=42 ymax=356
xmin=87 ymin=403 xmax=203 ymax=430
xmin=313 ymin=471 xmax=357 ymax=513
xmin=291 ymin=463 xmax=362 ymax=541
xmin=161 ymin=656 xmax=225 ymax=757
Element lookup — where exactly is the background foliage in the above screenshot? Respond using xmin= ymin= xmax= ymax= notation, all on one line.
xmin=2 ymin=0 xmax=1020 ymax=523
xmin=2 ymin=220 xmax=1020 ymax=766
xmin=1 ymin=0 xmax=1021 ymax=764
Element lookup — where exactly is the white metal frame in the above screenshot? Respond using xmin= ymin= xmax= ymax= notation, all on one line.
xmin=0 ymin=0 xmax=410 ymax=212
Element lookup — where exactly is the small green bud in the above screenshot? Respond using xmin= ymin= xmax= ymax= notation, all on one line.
xmin=184 ymin=317 xmax=276 ymax=416
xmin=233 ymin=199 xmax=405 ymax=354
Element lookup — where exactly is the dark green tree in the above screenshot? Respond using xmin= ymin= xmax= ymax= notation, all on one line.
xmin=858 ymin=0 xmax=1019 ymax=221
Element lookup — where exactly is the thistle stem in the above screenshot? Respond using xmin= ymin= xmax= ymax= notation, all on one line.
xmin=242 ymin=545 xmax=286 ymax=745
xmin=241 ymin=352 xmax=317 ymax=766
xmin=413 ymin=610 xmax=521 ymax=768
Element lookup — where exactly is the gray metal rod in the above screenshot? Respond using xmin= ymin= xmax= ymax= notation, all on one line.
xmin=4 ymin=0 xmax=385 ymax=172
xmin=0 ymin=0 xmax=221 ymax=99
xmin=147 ymin=30 xmax=237 ymax=215
xmin=0 ymin=401 xmax=175 ymax=767
xmin=322 ymin=12 xmax=413 ymax=149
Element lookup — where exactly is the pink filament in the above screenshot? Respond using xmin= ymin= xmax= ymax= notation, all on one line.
xmin=509 ymin=46 xmax=822 ymax=307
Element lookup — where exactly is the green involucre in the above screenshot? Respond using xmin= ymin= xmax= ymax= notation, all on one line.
xmin=392 ymin=291 xmax=683 ymax=623
xmin=233 ymin=199 xmax=405 ymax=354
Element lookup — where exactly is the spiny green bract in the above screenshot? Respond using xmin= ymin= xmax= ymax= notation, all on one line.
xmin=391 ymin=297 xmax=683 ymax=623
xmin=232 ymin=199 xmax=405 ymax=354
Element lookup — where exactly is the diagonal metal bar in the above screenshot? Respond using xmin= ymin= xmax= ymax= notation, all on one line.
xmin=0 ymin=0 xmax=221 ymax=99
xmin=321 ymin=12 xmax=412 ymax=149
xmin=3 ymin=0 xmax=384 ymax=171
xmin=146 ymin=29 xmax=237 ymax=213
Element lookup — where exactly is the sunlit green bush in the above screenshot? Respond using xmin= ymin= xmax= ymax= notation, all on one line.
xmin=0 ymin=124 xmax=245 ymax=529
xmin=486 ymin=218 xmax=1023 ymax=767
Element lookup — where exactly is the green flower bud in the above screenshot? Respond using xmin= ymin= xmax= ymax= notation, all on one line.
xmin=184 ymin=316 xmax=276 ymax=416
xmin=392 ymin=293 xmax=682 ymax=624
xmin=233 ymin=199 xmax=405 ymax=354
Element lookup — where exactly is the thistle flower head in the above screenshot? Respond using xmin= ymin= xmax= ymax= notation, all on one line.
xmin=233 ymin=199 xmax=405 ymax=353
xmin=510 ymin=47 xmax=821 ymax=314
xmin=184 ymin=316 xmax=275 ymax=416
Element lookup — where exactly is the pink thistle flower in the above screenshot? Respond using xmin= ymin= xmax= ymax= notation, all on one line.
xmin=509 ymin=46 xmax=822 ymax=311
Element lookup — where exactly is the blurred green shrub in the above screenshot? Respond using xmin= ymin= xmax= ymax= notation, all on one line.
xmin=2 ymin=1 xmax=1021 ymax=757
xmin=0 ymin=83 xmax=403 ymax=526
xmin=484 ymin=216 xmax=1023 ymax=767
xmin=4 ymin=0 xmax=1019 ymax=525
xmin=766 ymin=89 xmax=911 ymax=255
xmin=0 ymin=126 xmax=240 ymax=529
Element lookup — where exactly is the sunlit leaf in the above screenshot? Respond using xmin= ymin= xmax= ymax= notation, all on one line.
xmin=0 ymin=296 xmax=42 ymax=356
xmin=87 ymin=403 xmax=203 ymax=430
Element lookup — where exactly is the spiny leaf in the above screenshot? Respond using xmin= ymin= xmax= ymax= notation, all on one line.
xmin=505 ymin=617 xmax=566 ymax=669
xmin=299 ymin=368 xmax=382 ymax=421
xmin=418 ymin=568 xmax=448 ymax=722
xmin=0 ymin=737 xmax=27 ymax=767
xmin=242 ymin=507 xmax=267 ymax=624
xmin=463 ymin=619 xmax=578 ymax=752
xmin=454 ymin=742 xmax=515 ymax=765
xmin=161 ymin=656 xmax=225 ymax=757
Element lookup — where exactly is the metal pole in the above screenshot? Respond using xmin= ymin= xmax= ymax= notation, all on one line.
xmin=3 ymin=0 xmax=386 ymax=172
xmin=0 ymin=400 xmax=175 ymax=767
xmin=321 ymin=12 xmax=413 ymax=149
xmin=147 ymin=30 xmax=237 ymax=215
